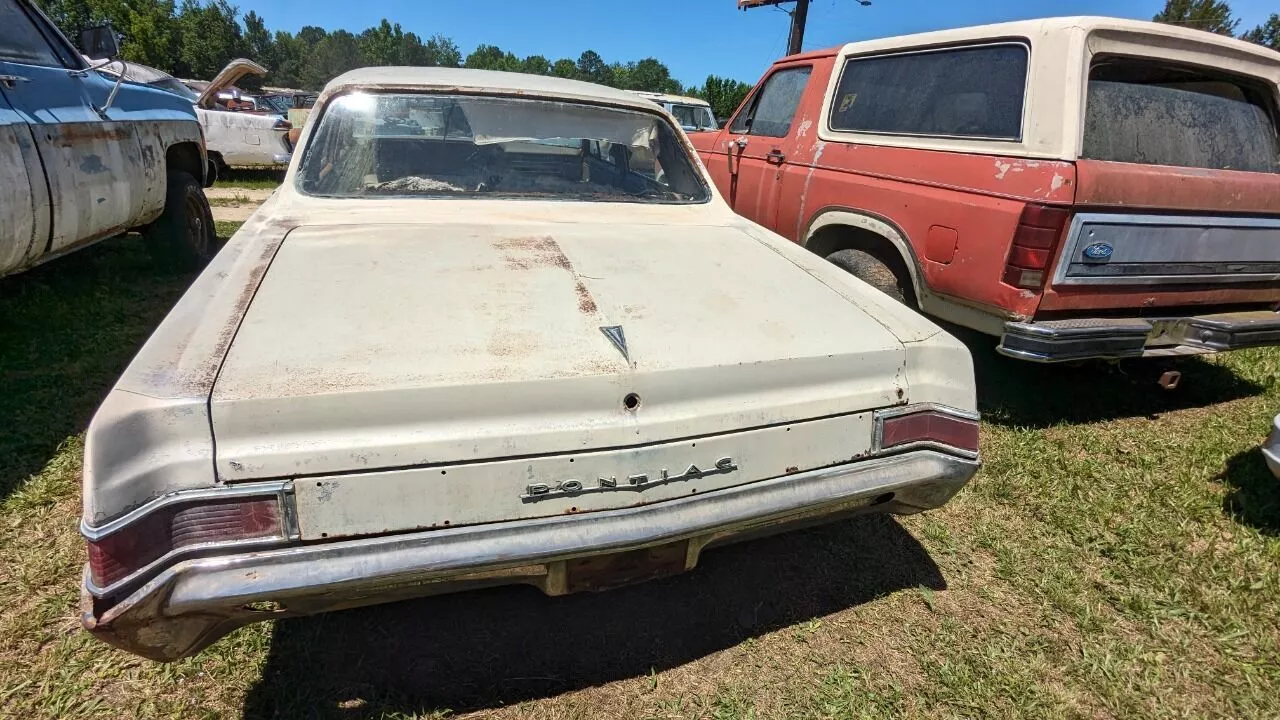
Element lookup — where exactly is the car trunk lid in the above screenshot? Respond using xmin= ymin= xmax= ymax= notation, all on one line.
xmin=209 ymin=221 xmax=909 ymax=489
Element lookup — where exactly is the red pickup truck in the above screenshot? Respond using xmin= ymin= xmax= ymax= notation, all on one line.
xmin=688 ymin=16 xmax=1280 ymax=362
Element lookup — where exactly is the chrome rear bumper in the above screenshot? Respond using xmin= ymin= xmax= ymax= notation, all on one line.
xmin=997 ymin=310 xmax=1280 ymax=362
xmin=82 ymin=449 xmax=977 ymax=661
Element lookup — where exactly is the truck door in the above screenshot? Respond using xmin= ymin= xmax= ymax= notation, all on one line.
xmin=0 ymin=88 xmax=49 ymax=274
xmin=723 ymin=65 xmax=811 ymax=231
xmin=0 ymin=0 xmax=145 ymax=256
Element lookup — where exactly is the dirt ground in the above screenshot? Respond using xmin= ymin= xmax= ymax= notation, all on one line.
xmin=207 ymin=186 xmax=275 ymax=222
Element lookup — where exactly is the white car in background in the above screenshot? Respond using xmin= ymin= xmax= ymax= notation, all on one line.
xmin=631 ymin=90 xmax=719 ymax=132
xmin=94 ymin=57 xmax=293 ymax=176
xmin=79 ymin=67 xmax=980 ymax=661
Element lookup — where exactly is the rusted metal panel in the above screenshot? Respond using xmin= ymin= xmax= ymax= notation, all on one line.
xmin=1075 ymin=160 xmax=1280 ymax=214
xmin=37 ymin=120 xmax=147 ymax=254
xmin=0 ymin=101 xmax=50 ymax=275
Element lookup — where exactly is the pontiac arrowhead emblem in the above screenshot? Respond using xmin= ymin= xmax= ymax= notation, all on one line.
xmin=600 ymin=325 xmax=630 ymax=363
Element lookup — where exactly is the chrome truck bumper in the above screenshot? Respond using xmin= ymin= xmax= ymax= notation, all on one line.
xmin=997 ymin=310 xmax=1280 ymax=362
xmin=81 ymin=449 xmax=978 ymax=661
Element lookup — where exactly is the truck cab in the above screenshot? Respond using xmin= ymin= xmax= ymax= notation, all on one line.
xmin=0 ymin=0 xmax=214 ymax=277
xmin=689 ymin=16 xmax=1280 ymax=362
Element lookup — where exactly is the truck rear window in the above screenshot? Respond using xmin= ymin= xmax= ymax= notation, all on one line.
xmin=1083 ymin=58 xmax=1280 ymax=174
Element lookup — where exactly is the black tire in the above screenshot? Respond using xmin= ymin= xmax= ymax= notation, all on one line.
xmin=825 ymin=248 xmax=913 ymax=306
xmin=145 ymin=171 xmax=215 ymax=270
xmin=208 ymin=153 xmax=230 ymax=183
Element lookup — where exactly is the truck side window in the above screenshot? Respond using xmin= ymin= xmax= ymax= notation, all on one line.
xmin=0 ymin=0 xmax=71 ymax=68
xmin=729 ymin=66 xmax=812 ymax=137
xmin=829 ymin=43 xmax=1027 ymax=140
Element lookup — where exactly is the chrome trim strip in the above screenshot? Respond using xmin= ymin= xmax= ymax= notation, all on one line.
xmin=85 ymin=536 xmax=293 ymax=598
xmin=1052 ymin=212 xmax=1280 ymax=288
xmin=80 ymin=480 xmax=293 ymax=541
xmin=871 ymin=404 xmax=980 ymax=460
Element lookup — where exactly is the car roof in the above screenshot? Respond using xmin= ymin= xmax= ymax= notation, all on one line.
xmin=827 ymin=15 xmax=1280 ymax=63
xmin=322 ymin=67 xmax=665 ymax=112
xmin=629 ymin=90 xmax=712 ymax=107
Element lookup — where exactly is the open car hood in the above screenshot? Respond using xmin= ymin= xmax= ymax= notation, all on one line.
xmin=196 ymin=58 xmax=268 ymax=109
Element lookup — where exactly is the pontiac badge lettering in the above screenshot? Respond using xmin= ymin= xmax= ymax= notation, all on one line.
xmin=522 ymin=457 xmax=738 ymax=501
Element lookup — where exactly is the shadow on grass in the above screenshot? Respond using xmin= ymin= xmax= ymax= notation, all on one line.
xmin=1220 ymin=447 xmax=1280 ymax=535
xmin=242 ymin=514 xmax=941 ymax=719
xmin=0 ymin=236 xmax=203 ymax=502
xmin=953 ymin=328 xmax=1266 ymax=429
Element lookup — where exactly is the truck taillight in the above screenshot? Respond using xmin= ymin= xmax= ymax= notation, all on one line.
xmin=874 ymin=405 xmax=979 ymax=457
xmin=86 ymin=498 xmax=282 ymax=589
xmin=1002 ymin=203 xmax=1070 ymax=290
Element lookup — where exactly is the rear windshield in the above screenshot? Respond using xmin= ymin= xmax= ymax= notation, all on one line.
xmin=298 ymin=92 xmax=709 ymax=203
xmin=1083 ymin=58 xmax=1280 ymax=174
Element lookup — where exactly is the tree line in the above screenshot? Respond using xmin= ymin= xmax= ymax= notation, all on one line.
xmin=1153 ymin=0 xmax=1278 ymax=49
xmin=35 ymin=0 xmax=754 ymax=120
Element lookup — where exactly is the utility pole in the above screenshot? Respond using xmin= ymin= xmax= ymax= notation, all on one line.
xmin=739 ymin=0 xmax=870 ymax=57
xmin=786 ymin=0 xmax=810 ymax=56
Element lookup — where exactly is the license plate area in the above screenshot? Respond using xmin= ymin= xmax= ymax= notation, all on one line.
xmin=564 ymin=541 xmax=690 ymax=593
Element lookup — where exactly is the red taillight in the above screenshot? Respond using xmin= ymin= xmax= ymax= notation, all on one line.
xmin=1002 ymin=203 xmax=1071 ymax=290
xmin=86 ymin=498 xmax=281 ymax=588
xmin=876 ymin=407 xmax=979 ymax=456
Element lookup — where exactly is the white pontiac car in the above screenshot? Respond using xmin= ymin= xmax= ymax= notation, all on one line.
xmin=80 ymin=68 xmax=980 ymax=661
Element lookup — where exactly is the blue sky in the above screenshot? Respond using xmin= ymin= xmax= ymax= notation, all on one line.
xmin=239 ymin=0 xmax=1278 ymax=87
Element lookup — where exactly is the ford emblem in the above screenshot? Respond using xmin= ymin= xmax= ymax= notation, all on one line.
xmin=1082 ymin=242 xmax=1113 ymax=261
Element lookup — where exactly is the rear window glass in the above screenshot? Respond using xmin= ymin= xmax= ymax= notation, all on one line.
xmin=298 ymin=93 xmax=709 ymax=203
xmin=830 ymin=43 xmax=1028 ymax=140
xmin=1083 ymin=58 xmax=1280 ymax=174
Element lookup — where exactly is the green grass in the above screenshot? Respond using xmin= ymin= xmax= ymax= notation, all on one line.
xmin=1 ymin=234 xmax=1277 ymax=718
xmin=214 ymin=168 xmax=285 ymax=190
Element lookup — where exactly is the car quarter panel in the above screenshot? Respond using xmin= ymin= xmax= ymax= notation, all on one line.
xmin=83 ymin=204 xmax=295 ymax=525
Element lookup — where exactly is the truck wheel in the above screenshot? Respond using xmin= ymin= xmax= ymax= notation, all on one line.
xmin=826 ymin=249 xmax=913 ymax=306
xmin=145 ymin=171 xmax=215 ymax=269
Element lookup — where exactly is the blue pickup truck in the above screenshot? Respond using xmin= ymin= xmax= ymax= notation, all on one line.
xmin=0 ymin=0 xmax=215 ymax=276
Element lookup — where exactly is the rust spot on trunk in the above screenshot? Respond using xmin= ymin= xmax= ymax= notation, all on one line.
xmin=495 ymin=235 xmax=572 ymax=271
xmin=574 ymin=280 xmax=597 ymax=314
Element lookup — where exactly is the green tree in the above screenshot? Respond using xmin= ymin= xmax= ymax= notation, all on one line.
xmin=269 ymin=29 xmax=305 ymax=87
xmin=119 ymin=0 xmax=178 ymax=69
xmin=621 ymin=57 xmax=681 ymax=93
xmin=464 ymin=43 xmax=519 ymax=71
xmin=690 ymin=75 xmax=753 ymax=122
xmin=575 ymin=50 xmax=612 ymax=85
xmin=1242 ymin=13 xmax=1280 ymax=50
xmin=302 ymin=29 xmax=361 ymax=89
xmin=1153 ymin=0 xmax=1239 ymax=35
xmin=424 ymin=34 xmax=462 ymax=67
xmin=551 ymin=58 xmax=578 ymax=79
xmin=174 ymin=0 xmax=244 ymax=79
xmin=520 ymin=54 xmax=551 ymax=75
xmin=358 ymin=18 xmax=404 ymax=66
